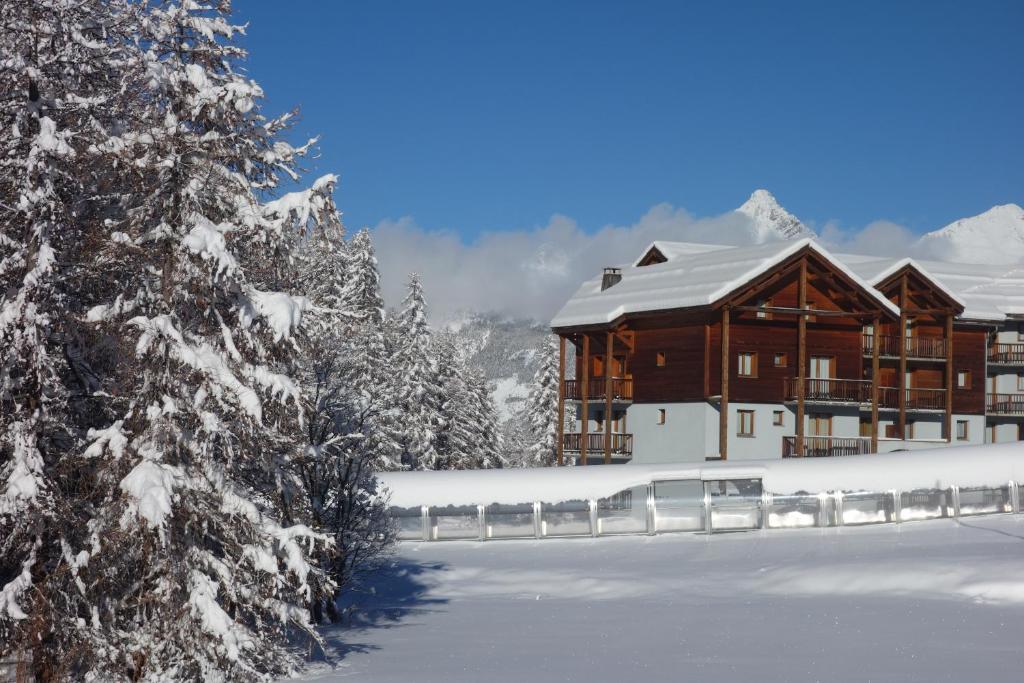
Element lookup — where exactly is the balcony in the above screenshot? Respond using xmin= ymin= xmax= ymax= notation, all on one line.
xmin=987 ymin=393 xmax=1024 ymax=415
xmin=784 ymin=377 xmax=872 ymax=404
xmin=563 ymin=377 xmax=633 ymax=402
xmin=989 ymin=343 xmax=1024 ymax=365
xmin=862 ymin=334 xmax=946 ymax=360
xmin=782 ymin=436 xmax=872 ymax=458
xmin=562 ymin=433 xmax=633 ymax=459
xmin=878 ymin=387 xmax=946 ymax=411
xmin=784 ymin=379 xmax=946 ymax=411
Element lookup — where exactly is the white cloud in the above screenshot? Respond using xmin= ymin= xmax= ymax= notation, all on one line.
xmin=371 ymin=205 xmax=920 ymax=323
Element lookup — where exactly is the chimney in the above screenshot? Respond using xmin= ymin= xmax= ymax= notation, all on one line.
xmin=601 ymin=267 xmax=622 ymax=291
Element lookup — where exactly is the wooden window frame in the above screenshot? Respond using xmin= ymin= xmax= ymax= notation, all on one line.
xmin=772 ymin=410 xmax=784 ymax=426
xmin=773 ymin=352 xmax=788 ymax=368
xmin=737 ymin=409 xmax=755 ymax=437
xmin=656 ymin=351 xmax=666 ymax=368
xmin=956 ymin=370 xmax=971 ymax=390
xmin=804 ymin=300 xmax=817 ymax=323
xmin=656 ymin=408 xmax=666 ymax=425
xmin=808 ymin=412 xmax=833 ymax=437
xmin=737 ymin=351 xmax=758 ymax=378
xmin=1017 ymin=374 xmax=1024 ymax=392
xmin=956 ymin=420 xmax=969 ymax=441
xmin=756 ymin=298 xmax=773 ymax=320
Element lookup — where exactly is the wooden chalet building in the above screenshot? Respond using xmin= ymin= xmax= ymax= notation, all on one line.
xmin=550 ymin=239 xmax=1024 ymax=464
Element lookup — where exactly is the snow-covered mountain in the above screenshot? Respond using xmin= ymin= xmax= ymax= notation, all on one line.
xmin=443 ymin=311 xmax=551 ymax=421
xmin=736 ymin=189 xmax=815 ymax=241
xmin=915 ymin=203 xmax=1024 ymax=265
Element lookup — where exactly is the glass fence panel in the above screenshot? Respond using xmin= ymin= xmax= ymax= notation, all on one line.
xmin=429 ymin=505 xmax=479 ymax=540
xmin=597 ymin=485 xmax=648 ymax=535
xmin=653 ymin=480 xmax=704 ymax=532
xmin=484 ymin=503 xmax=535 ymax=539
xmin=900 ymin=489 xmax=952 ymax=522
xmin=541 ymin=500 xmax=592 ymax=537
xmin=391 ymin=506 xmax=424 ymax=540
xmin=768 ymin=494 xmax=819 ymax=528
xmin=709 ymin=479 xmax=763 ymax=531
xmin=841 ymin=492 xmax=893 ymax=525
xmin=959 ymin=486 xmax=1012 ymax=516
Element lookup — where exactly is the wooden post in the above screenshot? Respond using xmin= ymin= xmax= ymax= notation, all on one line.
xmin=557 ymin=335 xmax=566 ymax=466
xmin=945 ymin=314 xmax=954 ymax=442
xmin=871 ymin=315 xmax=880 ymax=453
xmin=604 ymin=330 xmax=614 ymax=464
xmin=796 ymin=259 xmax=807 ymax=456
xmin=719 ymin=307 xmax=730 ymax=460
xmin=580 ymin=334 xmax=590 ymax=466
xmin=898 ymin=274 xmax=908 ymax=440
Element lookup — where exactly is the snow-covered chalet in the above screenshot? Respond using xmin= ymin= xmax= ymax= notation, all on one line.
xmin=550 ymin=239 xmax=1024 ymax=464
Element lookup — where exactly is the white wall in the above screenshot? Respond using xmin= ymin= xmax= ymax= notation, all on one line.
xmin=629 ymin=402 xmax=712 ymax=464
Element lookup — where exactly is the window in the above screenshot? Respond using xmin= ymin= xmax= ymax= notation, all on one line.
xmin=737 ymin=352 xmax=758 ymax=377
xmin=804 ymin=300 xmax=817 ymax=323
xmin=1018 ymin=323 xmax=1024 ymax=342
xmin=885 ymin=424 xmax=898 ymax=439
xmin=906 ymin=421 xmax=915 ymax=440
xmin=956 ymin=370 xmax=971 ymax=389
xmin=859 ymin=418 xmax=872 ymax=437
xmin=773 ymin=352 xmax=788 ymax=367
xmin=956 ymin=420 xmax=969 ymax=441
xmin=772 ymin=410 xmax=784 ymax=426
xmin=756 ymin=298 xmax=772 ymax=320
xmin=737 ymin=410 xmax=755 ymax=437
xmin=656 ymin=351 xmax=666 ymax=367
xmin=657 ymin=409 xmax=666 ymax=425
xmin=1018 ymin=374 xmax=1024 ymax=392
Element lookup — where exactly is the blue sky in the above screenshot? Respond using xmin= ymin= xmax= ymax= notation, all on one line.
xmin=239 ymin=0 xmax=1022 ymax=241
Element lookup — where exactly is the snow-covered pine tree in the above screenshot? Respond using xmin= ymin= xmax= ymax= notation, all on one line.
xmin=293 ymin=215 xmax=395 ymax=622
xmin=53 ymin=2 xmax=336 ymax=679
xmin=393 ymin=274 xmax=444 ymax=470
xmin=463 ymin=366 xmax=506 ymax=469
xmin=1 ymin=0 xmax=143 ymax=676
xmin=525 ymin=337 xmax=561 ymax=466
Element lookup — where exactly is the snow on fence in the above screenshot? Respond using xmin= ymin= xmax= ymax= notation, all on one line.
xmin=381 ymin=443 xmax=1024 ymax=541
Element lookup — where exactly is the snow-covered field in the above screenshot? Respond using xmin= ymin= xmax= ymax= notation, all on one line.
xmin=295 ymin=515 xmax=1024 ymax=682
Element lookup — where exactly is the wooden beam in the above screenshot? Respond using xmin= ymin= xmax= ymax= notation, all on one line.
xmin=557 ymin=335 xmax=566 ymax=466
xmin=604 ymin=331 xmax=613 ymax=465
xmin=580 ymin=334 xmax=590 ymax=466
xmin=945 ymin=314 xmax=954 ymax=442
xmin=796 ymin=258 xmax=807 ymax=456
xmin=719 ymin=307 xmax=730 ymax=460
xmin=871 ymin=316 xmax=880 ymax=453
xmin=703 ymin=322 xmax=710 ymax=397
xmin=898 ymin=274 xmax=908 ymax=440
xmin=733 ymin=305 xmax=873 ymax=318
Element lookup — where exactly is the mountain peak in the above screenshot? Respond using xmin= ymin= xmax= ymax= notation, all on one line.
xmin=736 ymin=189 xmax=813 ymax=240
xmin=916 ymin=203 xmax=1024 ymax=265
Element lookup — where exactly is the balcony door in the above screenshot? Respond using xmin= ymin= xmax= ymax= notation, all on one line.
xmin=808 ymin=413 xmax=833 ymax=437
xmin=810 ymin=356 xmax=834 ymax=380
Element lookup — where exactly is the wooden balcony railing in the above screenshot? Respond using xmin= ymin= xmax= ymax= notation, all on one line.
xmin=782 ymin=436 xmax=872 ymax=458
xmin=784 ymin=378 xmax=872 ymax=404
xmin=878 ymin=387 xmax=946 ymax=411
xmin=987 ymin=393 xmax=1024 ymax=415
xmin=862 ymin=334 xmax=946 ymax=359
xmin=562 ymin=377 xmax=633 ymax=402
xmin=562 ymin=433 xmax=633 ymax=456
xmin=990 ymin=343 xmax=1024 ymax=364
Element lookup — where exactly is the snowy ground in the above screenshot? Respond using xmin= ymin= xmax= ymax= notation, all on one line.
xmin=295 ymin=516 xmax=1024 ymax=682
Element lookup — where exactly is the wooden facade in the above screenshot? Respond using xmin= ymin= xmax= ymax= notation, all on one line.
xmin=554 ymin=245 xmax=993 ymax=463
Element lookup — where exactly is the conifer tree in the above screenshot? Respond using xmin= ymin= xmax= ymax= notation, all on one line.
xmin=526 ymin=337 xmax=562 ymax=466
xmin=393 ymin=274 xmax=444 ymax=470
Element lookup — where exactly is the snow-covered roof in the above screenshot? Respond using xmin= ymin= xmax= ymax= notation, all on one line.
xmin=552 ymin=238 xmax=899 ymax=329
xmin=380 ymin=443 xmax=1024 ymax=508
xmin=554 ymin=239 xmax=1024 ymax=328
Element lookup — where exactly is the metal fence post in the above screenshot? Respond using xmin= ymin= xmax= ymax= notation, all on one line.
xmin=533 ymin=501 xmax=542 ymax=539
xmin=703 ymin=481 xmax=713 ymax=535
xmin=892 ymin=490 xmax=902 ymax=524
xmin=834 ymin=491 xmax=845 ymax=527
xmin=1011 ymin=481 xmax=1020 ymax=515
xmin=950 ymin=485 xmax=961 ymax=519
xmin=421 ymin=506 xmax=430 ymax=542
xmin=478 ymin=504 xmax=486 ymax=541
xmin=760 ymin=490 xmax=771 ymax=530
xmin=816 ymin=492 xmax=828 ymax=527
xmin=646 ymin=482 xmax=656 ymax=535
xmin=589 ymin=499 xmax=599 ymax=537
